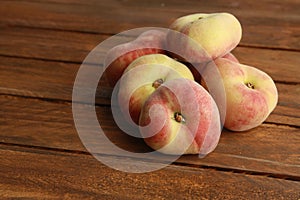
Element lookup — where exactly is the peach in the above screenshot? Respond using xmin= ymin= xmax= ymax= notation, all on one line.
xmin=201 ymin=58 xmax=278 ymax=131
xmin=118 ymin=54 xmax=194 ymax=124
xmin=166 ymin=13 xmax=242 ymax=63
xmin=105 ymin=30 xmax=166 ymax=87
xmin=139 ymin=78 xmax=221 ymax=155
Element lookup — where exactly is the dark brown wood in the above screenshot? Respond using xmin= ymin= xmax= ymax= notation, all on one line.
xmin=0 ymin=27 xmax=299 ymax=82
xmin=0 ymin=26 xmax=109 ymax=63
xmin=1 ymin=145 xmax=299 ymax=199
xmin=232 ymin=47 xmax=300 ymax=84
xmin=0 ymin=0 xmax=299 ymax=197
xmin=0 ymin=56 xmax=112 ymax=105
xmin=0 ymin=54 xmax=298 ymax=126
xmin=1 ymin=95 xmax=299 ymax=177
xmin=269 ymin=83 xmax=300 ymax=126
xmin=0 ymin=0 xmax=299 ymax=50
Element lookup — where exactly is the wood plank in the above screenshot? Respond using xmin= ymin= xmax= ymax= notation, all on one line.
xmin=0 ymin=95 xmax=299 ymax=177
xmin=0 ymin=54 xmax=299 ymax=126
xmin=268 ymin=82 xmax=300 ymax=127
xmin=1 ymin=1 xmax=298 ymax=197
xmin=1 ymin=0 xmax=299 ymax=50
xmin=1 ymin=145 xmax=299 ymax=199
xmin=0 ymin=27 xmax=299 ymax=83
xmin=269 ymin=104 xmax=300 ymax=127
xmin=0 ymin=56 xmax=112 ymax=105
xmin=232 ymin=47 xmax=300 ymax=84
xmin=0 ymin=26 xmax=108 ymax=63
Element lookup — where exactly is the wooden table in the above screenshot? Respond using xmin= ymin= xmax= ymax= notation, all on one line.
xmin=1 ymin=0 xmax=299 ymax=199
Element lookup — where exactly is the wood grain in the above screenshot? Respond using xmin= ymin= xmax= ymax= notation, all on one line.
xmin=0 ymin=25 xmax=299 ymax=80
xmin=269 ymin=83 xmax=300 ymax=127
xmin=0 ymin=0 xmax=299 ymax=197
xmin=232 ymin=47 xmax=300 ymax=84
xmin=0 ymin=54 xmax=298 ymax=126
xmin=0 ymin=26 xmax=299 ymax=82
xmin=0 ymin=26 xmax=108 ymax=63
xmin=0 ymin=56 xmax=112 ymax=105
xmin=1 ymin=95 xmax=299 ymax=177
xmin=1 ymin=0 xmax=299 ymax=50
xmin=1 ymin=145 xmax=299 ymax=199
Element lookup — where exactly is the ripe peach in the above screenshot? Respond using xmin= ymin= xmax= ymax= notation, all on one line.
xmin=105 ymin=30 xmax=166 ymax=87
xmin=201 ymin=58 xmax=278 ymax=131
xmin=139 ymin=79 xmax=221 ymax=155
xmin=118 ymin=54 xmax=194 ymax=124
xmin=166 ymin=13 xmax=242 ymax=63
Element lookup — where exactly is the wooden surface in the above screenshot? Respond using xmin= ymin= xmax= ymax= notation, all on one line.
xmin=0 ymin=0 xmax=299 ymax=199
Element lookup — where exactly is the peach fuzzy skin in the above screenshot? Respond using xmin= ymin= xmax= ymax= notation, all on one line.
xmin=167 ymin=13 xmax=242 ymax=62
xmin=139 ymin=79 xmax=221 ymax=155
xmin=222 ymin=52 xmax=239 ymax=63
xmin=203 ymin=58 xmax=278 ymax=131
xmin=118 ymin=54 xmax=194 ymax=124
xmin=104 ymin=30 xmax=166 ymax=87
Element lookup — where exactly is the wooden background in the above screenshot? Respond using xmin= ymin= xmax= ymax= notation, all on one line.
xmin=0 ymin=0 xmax=299 ymax=199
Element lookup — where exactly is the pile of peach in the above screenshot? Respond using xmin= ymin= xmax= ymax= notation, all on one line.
xmin=105 ymin=13 xmax=278 ymax=156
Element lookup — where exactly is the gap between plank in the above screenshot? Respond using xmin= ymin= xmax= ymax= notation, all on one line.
xmin=0 ymin=54 xmax=103 ymax=67
xmin=173 ymin=162 xmax=300 ymax=182
xmin=0 ymin=92 xmax=108 ymax=107
xmin=1 ymin=141 xmax=299 ymax=182
xmin=272 ymin=80 xmax=299 ymax=85
xmin=0 ymin=54 xmax=82 ymax=65
xmin=237 ymin=44 xmax=300 ymax=52
xmin=2 ymin=24 xmax=119 ymax=37
xmin=264 ymin=121 xmax=300 ymax=129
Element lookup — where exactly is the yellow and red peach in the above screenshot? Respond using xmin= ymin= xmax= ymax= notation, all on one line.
xmin=201 ymin=58 xmax=278 ymax=131
xmin=139 ymin=78 xmax=221 ymax=155
xmin=166 ymin=13 xmax=242 ymax=63
xmin=118 ymin=54 xmax=194 ymax=124
xmin=105 ymin=30 xmax=166 ymax=87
